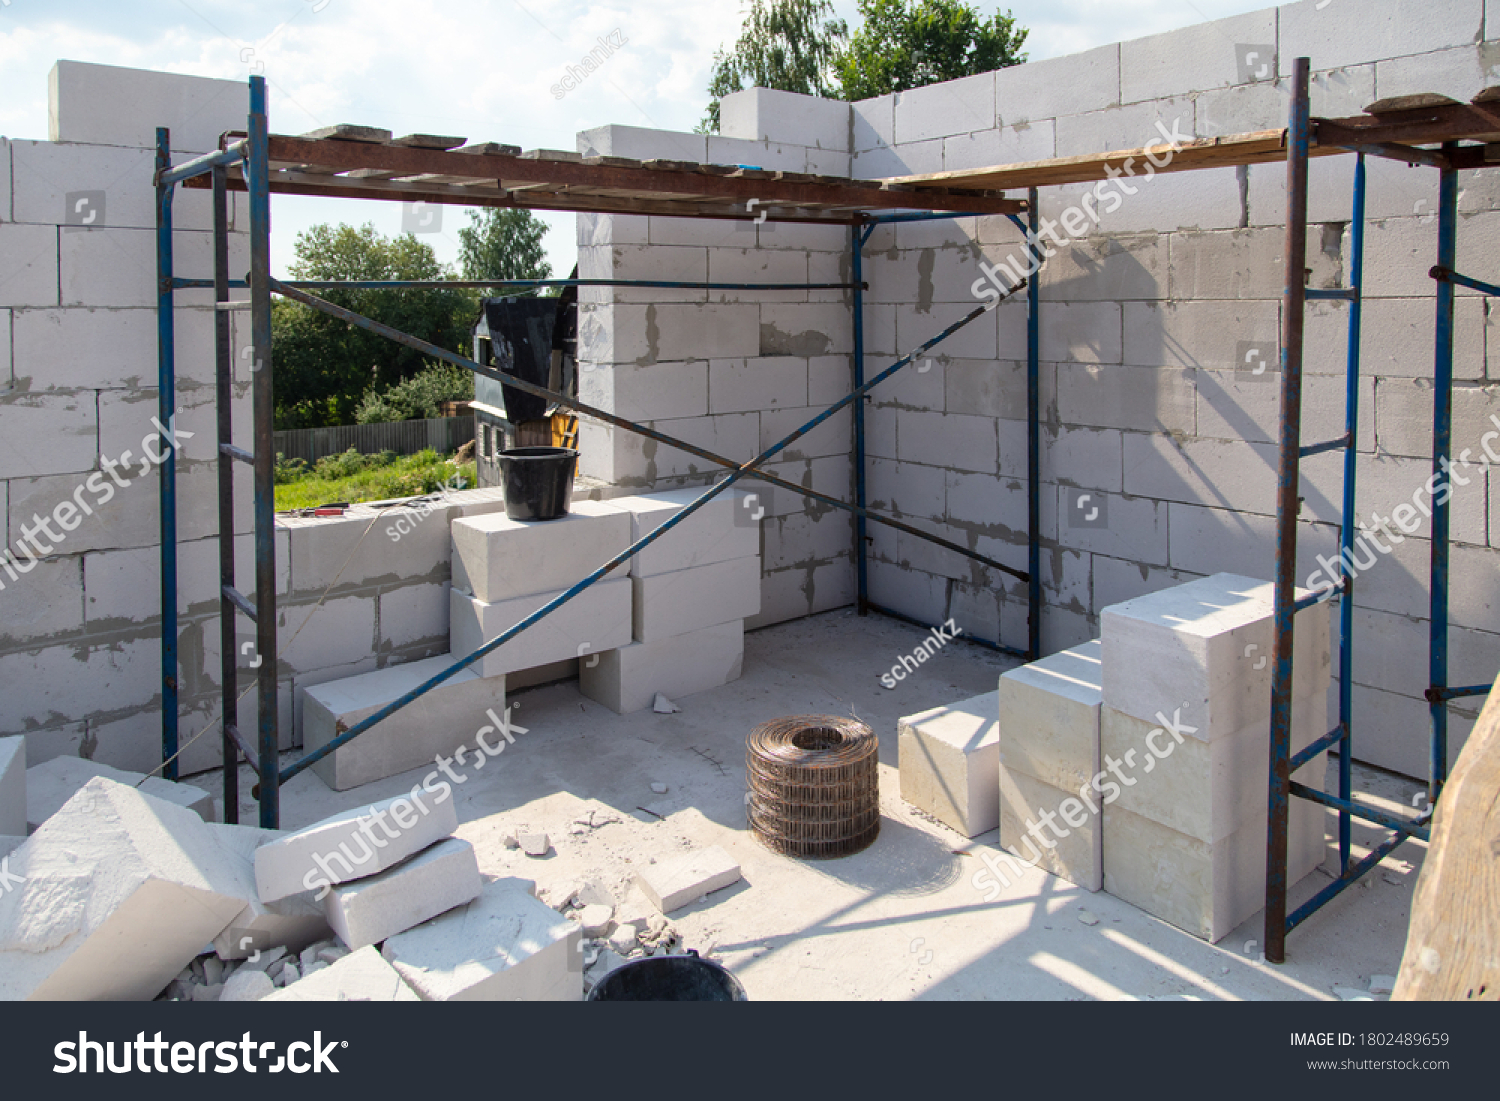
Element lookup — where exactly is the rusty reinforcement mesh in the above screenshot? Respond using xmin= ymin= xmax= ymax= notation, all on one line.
xmin=746 ymin=715 xmax=880 ymax=858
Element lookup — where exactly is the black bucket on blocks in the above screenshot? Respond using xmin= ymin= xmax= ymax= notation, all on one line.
xmin=587 ymin=951 xmax=748 ymax=1002
xmin=498 ymin=446 xmax=578 ymax=521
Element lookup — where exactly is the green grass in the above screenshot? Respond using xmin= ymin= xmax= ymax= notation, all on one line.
xmin=274 ymin=448 xmax=477 ymax=511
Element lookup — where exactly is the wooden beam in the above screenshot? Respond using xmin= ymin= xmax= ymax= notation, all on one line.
xmin=1394 ymin=686 xmax=1500 ymax=1001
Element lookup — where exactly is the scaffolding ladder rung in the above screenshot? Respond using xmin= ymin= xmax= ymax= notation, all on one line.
xmin=222 ymin=584 xmax=257 ymax=622
xmin=219 ymin=441 xmax=255 ymax=464
xmin=1288 ymin=781 xmax=1431 ymax=840
xmin=1293 ymin=587 xmax=1337 ymax=613
xmin=1430 ymin=266 xmax=1500 ymax=297
xmin=223 ymin=723 xmax=262 ymax=778
xmin=1290 ymin=723 xmax=1346 ymax=771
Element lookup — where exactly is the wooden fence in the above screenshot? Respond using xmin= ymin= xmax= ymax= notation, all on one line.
xmin=272 ymin=416 xmax=475 ymax=465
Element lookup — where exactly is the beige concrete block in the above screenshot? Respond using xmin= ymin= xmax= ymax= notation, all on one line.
xmin=579 ymin=620 xmax=743 ymax=714
xmin=263 ymin=945 xmax=420 ymax=1002
xmin=898 ymin=691 xmax=1000 ymax=838
xmin=998 ymin=766 xmax=1103 ymax=893
xmin=997 ymin=640 xmax=1103 ymax=792
xmin=450 ymin=576 xmax=632 ymax=679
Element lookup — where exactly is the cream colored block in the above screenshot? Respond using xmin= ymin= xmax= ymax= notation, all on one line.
xmin=898 ymin=691 xmax=1000 ymax=838
xmin=997 ymin=765 xmax=1103 ymax=892
xmin=449 ymin=576 xmax=632 ymax=678
xmin=997 ymin=639 xmax=1103 ymax=791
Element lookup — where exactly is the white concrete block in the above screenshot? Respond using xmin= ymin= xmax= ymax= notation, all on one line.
xmin=894 ymin=71 xmax=995 ymax=144
xmin=207 ymin=823 xmax=331 ymax=961
xmin=1056 ymin=363 xmax=1194 ymax=436
xmin=0 ymin=737 xmax=25 ymax=837
xmin=636 ymin=845 xmax=742 ymax=913
xmin=382 ymin=878 xmax=582 ymax=1000
xmin=0 ymin=388 xmax=97 ymax=479
xmin=49 ymin=61 xmax=249 ymax=152
xmin=1102 ymin=795 xmax=1326 ymax=943
xmin=720 ymin=88 xmax=851 ymax=150
xmin=994 ymin=44 xmax=1120 ymax=125
xmin=1279 ymin=0 xmax=1485 ymax=76
xmin=576 ymin=124 xmax=707 ymax=163
xmin=580 ymin=620 xmax=744 ymax=714
xmin=851 ymin=95 xmax=895 ymax=151
xmin=1101 ymin=573 xmax=1332 ymax=741
xmin=1121 ymin=433 xmax=1278 ymax=515
xmin=301 ymin=656 xmax=507 ymax=792
xmin=254 ymin=789 xmax=459 ymax=905
xmin=25 ymin=756 xmax=213 ymax=830
xmin=897 ymin=409 xmax=998 ymax=474
xmin=1102 ymin=694 xmax=1327 ymax=844
xmin=899 ymin=691 xmax=1000 ymax=838
xmin=709 ymin=356 xmax=808 ymax=414
xmin=0 ymin=778 xmax=249 ymax=1001
xmin=998 ymin=765 xmax=1102 ymax=892
xmin=450 ymin=576 xmax=632 ymax=678
xmin=997 ymin=640 xmax=1103 ymax=793
xmin=450 ymin=499 xmax=630 ymax=603
xmin=0 ymin=222 xmax=59 ymax=308
xmin=632 ymin=556 xmax=761 ymax=642
xmin=1120 ymin=10 xmax=1276 ymax=103
xmin=263 ymin=945 xmax=420 ymax=1002
xmin=325 ymin=838 xmax=482 ymax=950
xmin=650 ymin=303 xmax=760 ymax=361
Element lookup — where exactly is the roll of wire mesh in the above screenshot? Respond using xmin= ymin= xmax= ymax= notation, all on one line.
xmin=746 ymin=715 xmax=880 ymax=858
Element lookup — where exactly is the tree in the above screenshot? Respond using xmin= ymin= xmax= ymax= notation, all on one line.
xmin=457 ymin=208 xmax=553 ymax=294
xmin=699 ymin=0 xmax=848 ymax=133
xmin=271 ymin=223 xmax=471 ymax=429
xmin=835 ymin=0 xmax=1027 ymax=101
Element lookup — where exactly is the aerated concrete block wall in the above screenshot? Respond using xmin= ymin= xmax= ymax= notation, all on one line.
xmin=583 ymin=0 xmax=1500 ymax=778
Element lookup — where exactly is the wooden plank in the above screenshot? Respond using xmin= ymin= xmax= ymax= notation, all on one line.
xmin=582 ymin=155 xmax=640 ymax=167
xmin=883 ymin=129 xmax=1291 ymax=191
xmin=1316 ymin=102 xmax=1500 ymax=146
xmin=1393 ymin=687 xmax=1500 ymax=1001
xmin=457 ymin=142 xmax=522 ymax=156
xmin=521 ymin=149 xmax=583 ymax=162
xmin=1474 ymin=87 xmax=1500 ymax=105
xmin=1366 ymin=93 xmax=1463 ymax=113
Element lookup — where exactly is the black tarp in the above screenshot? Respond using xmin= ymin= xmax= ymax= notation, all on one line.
xmin=474 ymin=297 xmax=559 ymax=424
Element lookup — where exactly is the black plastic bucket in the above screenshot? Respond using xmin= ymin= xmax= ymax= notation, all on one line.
xmin=498 ymin=446 xmax=577 ymax=521
xmin=587 ymin=951 xmax=747 ymax=1002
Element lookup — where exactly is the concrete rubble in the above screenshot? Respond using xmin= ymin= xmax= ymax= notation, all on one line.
xmin=24 ymin=757 xmax=214 ymax=831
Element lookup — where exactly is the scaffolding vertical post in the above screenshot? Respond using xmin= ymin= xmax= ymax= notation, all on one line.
xmin=155 ymin=128 xmax=180 ymax=780
xmin=1026 ymin=187 xmax=1042 ymax=661
xmin=1265 ymin=56 xmax=1312 ymax=967
xmin=212 ymin=164 xmax=239 ymax=825
xmin=247 ymin=75 xmax=280 ymax=829
xmin=851 ymin=224 xmax=869 ymax=614
xmin=1337 ymin=154 xmax=1367 ymax=874
xmin=1429 ymin=148 xmax=1459 ymax=804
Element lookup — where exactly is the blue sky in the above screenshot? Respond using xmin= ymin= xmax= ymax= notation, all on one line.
xmin=0 ymin=0 xmax=1276 ymax=275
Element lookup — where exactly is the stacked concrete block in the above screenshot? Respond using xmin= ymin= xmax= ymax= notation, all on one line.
xmin=995 ymin=640 xmax=1105 ymax=891
xmin=1099 ymin=573 xmax=1331 ymax=942
xmin=323 ymin=838 xmax=482 ymax=950
xmin=300 ymin=655 xmax=507 ymax=791
xmin=208 ymin=823 xmax=332 ymax=961
xmin=25 ymin=756 xmax=214 ymax=830
xmin=578 ymin=486 xmax=762 ymax=712
xmin=898 ymin=692 xmax=1001 ymax=838
xmin=382 ymin=878 xmax=582 ymax=1001
xmin=263 ymin=946 xmax=420 ymax=1002
xmin=0 ymin=779 xmax=251 ymax=1001
xmin=254 ymin=791 xmax=460 ymax=904
xmin=0 ymin=737 xmax=24 ymax=837
xmin=636 ymin=845 xmax=743 ymax=914
xmin=448 ymin=500 xmax=634 ymax=678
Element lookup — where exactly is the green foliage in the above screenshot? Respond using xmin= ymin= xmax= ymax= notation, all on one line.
xmin=699 ymin=0 xmax=847 ymax=133
xmin=270 ymin=223 xmax=472 ymax=429
xmin=835 ymin=0 xmax=1026 ymax=100
xmin=272 ymin=448 xmax=477 ymax=510
xmin=354 ymin=362 xmax=476 ymax=424
xmin=457 ymin=209 xmax=553 ymax=294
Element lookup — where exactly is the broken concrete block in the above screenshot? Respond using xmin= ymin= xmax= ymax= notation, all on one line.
xmin=898 ymin=691 xmax=1000 ymax=838
xmin=324 ymin=838 xmax=482 ymax=951
xmin=1102 ymin=796 xmax=1325 ymax=943
xmin=24 ymin=756 xmax=213 ymax=831
xmin=0 ymin=778 xmax=250 ymax=1001
xmin=580 ymin=620 xmax=744 ymax=714
xmin=301 ymin=656 xmax=506 ymax=791
xmin=608 ymin=924 xmax=639 ymax=954
xmin=603 ymin=485 xmax=760 ymax=578
xmin=997 ymin=639 xmax=1104 ymax=792
xmin=998 ymin=763 xmax=1103 ymax=893
xmin=450 ymin=575 xmax=632 ymax=679
xmin=1101 ymin=573 xmax=1331 ymax=741
xmin=631 ymin=557 xmax=761 ymax=642
xmin=636 ymin=845 xmax=742 ymax=914
xmin=207 ymin=823 xmax=332 ymax=960
xmin=0 ymin=736 xmax=24 ymax=837
xmin=1101 ymin=693 xmax=1328 ymax=844
xmin=520 ymin=832 xmax=550 ymax=857
xmin=382 ymin=879 xmax=582 ymax=1001
xmin=220 ymin=968 xmax=275 ymax=1002
xmin=264 ymin=945 xmax=420 ymax=1002
xmin=451 ymin=500 xmax=632 ymax=602
xmin=254 ymin=789 xmax=459 ymax=904
xmin=579 ymin=904 xmax=614 ymax=937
